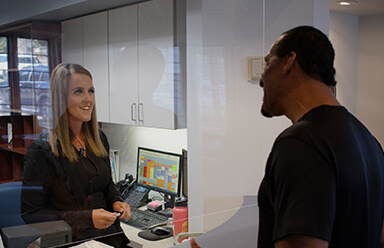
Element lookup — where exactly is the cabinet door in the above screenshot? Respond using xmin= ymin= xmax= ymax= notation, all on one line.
xmin=109 ymin=5 xmax=139 ymax=125
xmin=138 ymin=0 xmax=176 ymax=129
xmin=61 ymin=17 xmax=83 ymax=65
xmin=83 ymin=12 xmax=109 ymax=122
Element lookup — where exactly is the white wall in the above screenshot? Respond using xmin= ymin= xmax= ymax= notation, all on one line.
xmin=329 ymin=12 xmax=359 ymax=114
xmin=329 ymin=13 xmax=384 ymax=146
xmin=357 ymin=14 xmax=384 ymax=145
xmin=187 ymin=0 xmax=330 ymax=233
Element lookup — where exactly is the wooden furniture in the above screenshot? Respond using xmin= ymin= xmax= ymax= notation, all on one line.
xmin=0 ymin=115 xmax=39 ymax=183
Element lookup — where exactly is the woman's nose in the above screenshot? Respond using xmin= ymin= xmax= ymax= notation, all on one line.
xmin=83 ymin=93 xmax=92 ymax=102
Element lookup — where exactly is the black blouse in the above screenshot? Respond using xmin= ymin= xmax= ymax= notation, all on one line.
xmin=21 ymin=131 xmax=128 ymax=245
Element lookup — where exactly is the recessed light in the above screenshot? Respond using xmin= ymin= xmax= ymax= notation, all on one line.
xmin=337 ymin=1 xmax=358 ymax=6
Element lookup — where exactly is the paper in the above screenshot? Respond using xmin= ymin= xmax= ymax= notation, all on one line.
xmin=70 ymin=240 xmax=113 ymax=248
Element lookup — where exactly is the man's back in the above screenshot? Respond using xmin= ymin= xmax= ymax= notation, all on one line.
xmin=258 ymin=105 xmax=384 ymax=247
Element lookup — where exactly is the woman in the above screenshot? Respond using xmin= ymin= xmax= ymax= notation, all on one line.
xmin=21 ymin=63 xmax=131 ymax=247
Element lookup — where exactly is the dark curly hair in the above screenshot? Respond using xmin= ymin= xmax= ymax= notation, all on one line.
xmin=274 ymin=26 xmax=337 ymax=86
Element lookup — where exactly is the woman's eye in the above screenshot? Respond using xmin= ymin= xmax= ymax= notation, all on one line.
xmin=89 ymin=89 xmax=95 ymax=94
xmin=74 ymin=89 xmax=82 ymax=94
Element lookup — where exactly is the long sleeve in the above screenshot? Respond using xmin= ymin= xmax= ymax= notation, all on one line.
xmin=21 ymin=136 xmax=93 ymax=239
xmin=21 ymin=133 xmax=128 ymax=242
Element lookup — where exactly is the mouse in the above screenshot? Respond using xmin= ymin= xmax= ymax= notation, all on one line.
xmin=151 ymin=226 xmax=171 ymax=236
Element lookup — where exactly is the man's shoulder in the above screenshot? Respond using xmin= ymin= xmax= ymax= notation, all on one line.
xmin=278 ymin=105 xmax=350 ymax=139
xmin=276 ymin=120 xmax=313 ymax=142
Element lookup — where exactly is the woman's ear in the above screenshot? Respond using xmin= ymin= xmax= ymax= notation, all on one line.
xmin=282 ymin=51 xmax=297 ymax=74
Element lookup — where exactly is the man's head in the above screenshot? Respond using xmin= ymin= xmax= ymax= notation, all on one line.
xmin=260 ymin=26 xmax=336 ymax=118
xmin=274 ymin=26 xmax=336 ymax=87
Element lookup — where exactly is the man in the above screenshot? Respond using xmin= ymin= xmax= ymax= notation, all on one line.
xmin=257 ymin=26 xmax=384 ymax=247
xmin=191 ymin=26 xmax=384 ymax=248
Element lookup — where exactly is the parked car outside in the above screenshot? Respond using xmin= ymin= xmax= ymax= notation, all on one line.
xmin=0 ymin=64 xmax=51 ymax=124
xmin=18 ymin=64 xmax=51 ymax=106
xmin=18 ymin=54 xmax=43 ymax=70
xmin=0 ymin=54 xmax=44 ymax=80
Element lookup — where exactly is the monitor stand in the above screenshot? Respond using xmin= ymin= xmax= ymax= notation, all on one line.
xmin=164 ymin=193 xmax=176 ymax=208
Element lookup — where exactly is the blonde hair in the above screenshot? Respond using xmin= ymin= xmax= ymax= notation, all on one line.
xmin=49 ymin=63 xmax=107 ymax=162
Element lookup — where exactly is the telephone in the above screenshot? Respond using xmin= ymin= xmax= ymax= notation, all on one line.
xmin=116 ymin=173 xmax=135 ymax=198
xmin=116 ymin=173 xmax=150 ymax=208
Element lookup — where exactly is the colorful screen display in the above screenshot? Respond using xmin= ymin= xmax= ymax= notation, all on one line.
xmin=136 ymin=147 xmax=181 ymax=196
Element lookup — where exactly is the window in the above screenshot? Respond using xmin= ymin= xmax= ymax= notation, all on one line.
xmin=0 ymin=36 xmax=9 ymax=115
xmin=0 ymin=22 xmax=61 ymax=129
xmin=17 ymin=38 xmax=51 ymax=128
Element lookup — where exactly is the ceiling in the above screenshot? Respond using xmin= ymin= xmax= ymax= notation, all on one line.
xmin=0 ymin=0 xmax=383 ymax=30
xmin=329 ymin=0 xmax=384 ymax=16
xmin=0 ymin=0 xmax=145 ymax=29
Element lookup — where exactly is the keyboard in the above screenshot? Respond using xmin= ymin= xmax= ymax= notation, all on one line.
xmin=122 ymin=208 xmax=169 ymax=230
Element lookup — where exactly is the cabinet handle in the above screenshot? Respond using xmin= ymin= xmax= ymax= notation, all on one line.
xmin=138 ymin=103 xmax=144 ymax=123
xmin=131 ymin=103 xmax=137 ymax=122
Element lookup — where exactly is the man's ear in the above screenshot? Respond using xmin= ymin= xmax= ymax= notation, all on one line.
xmin=282 ymin=51 xmax=297 ymax=74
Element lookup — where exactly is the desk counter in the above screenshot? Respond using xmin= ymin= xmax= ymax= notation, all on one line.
xmin=121 ymin=223 xmax=174 ymax=248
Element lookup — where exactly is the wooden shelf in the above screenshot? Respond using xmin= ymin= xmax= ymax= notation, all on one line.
xmin=0 ymin=144 xmax=28 ymax=155
xmin=0 ymin=179 xmax=16 ymax=184
xmin=0 ymin=115 xmax=39 ymax=183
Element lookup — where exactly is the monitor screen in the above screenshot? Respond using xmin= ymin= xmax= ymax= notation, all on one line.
xmin=136 ymin=147 xmax=182 ymax=196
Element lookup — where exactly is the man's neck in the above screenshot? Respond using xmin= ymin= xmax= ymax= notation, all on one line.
xmin=285 ymin=80 xmax=341 ymax=123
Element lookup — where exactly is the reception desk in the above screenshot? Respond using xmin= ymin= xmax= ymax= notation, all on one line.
xmin=0 ymin=196 xmax=257 ymax=248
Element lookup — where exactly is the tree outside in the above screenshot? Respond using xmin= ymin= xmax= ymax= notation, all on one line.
xmin=0 ymin=37 xmax=6 ymax=53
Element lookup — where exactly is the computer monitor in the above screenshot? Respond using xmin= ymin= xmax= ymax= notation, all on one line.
xmin=136 ymin=147 xmax=182 ymax=207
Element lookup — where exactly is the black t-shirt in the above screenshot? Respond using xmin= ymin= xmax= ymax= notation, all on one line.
xmin=258 ymin=105 xmax=384 ymax=248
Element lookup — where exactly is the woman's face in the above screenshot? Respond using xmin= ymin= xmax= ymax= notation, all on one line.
xmin=66 ymin=73 xmax=95 ymax=128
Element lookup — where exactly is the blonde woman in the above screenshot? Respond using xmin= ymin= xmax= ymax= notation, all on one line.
xmin=21 ymin=63 xmax=131 ymax=247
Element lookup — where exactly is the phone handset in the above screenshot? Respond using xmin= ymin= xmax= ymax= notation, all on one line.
xmin=116 ymin=173 xmax=135 ymax=198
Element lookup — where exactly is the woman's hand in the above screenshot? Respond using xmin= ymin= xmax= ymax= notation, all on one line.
xmin=113 ymin=201 xmax=132 ymax=220
xmin=92 ymin=209 xmax=118 ymax=229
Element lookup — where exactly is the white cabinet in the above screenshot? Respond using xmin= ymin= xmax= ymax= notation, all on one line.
xmin=83 ymin=12 xmax=109 ymax=123
xmin=109 ymin=0 xmax=180 ymax=129
xmin=61 ymin=17 xmax=83 ymax=65
xmin=108 ymin=5 xmax=139 ymax=125
xmin=61 ymin=12 xmax=109 ymax=123
xmin=137 ymin=0 xmax=177 ymax=129
xmin=62 ymin=0 xmax=186 ymax=129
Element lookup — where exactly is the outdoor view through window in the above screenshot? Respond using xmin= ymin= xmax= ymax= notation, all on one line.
xmin=0 ymin=36 xmax=51 ymax=128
